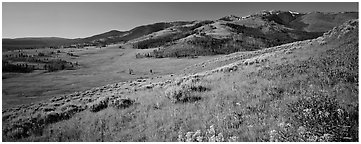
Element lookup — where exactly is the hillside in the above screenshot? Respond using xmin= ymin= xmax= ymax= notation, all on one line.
xmin=2 ymin=22 xmax=192 ymax=51
xmin=3 ymin=11 xmax=357 ymax=53
xmin=128 ymin=11 xmax=357 ymax=58
xmin=2 ymin=19 xmax=358 ymax=142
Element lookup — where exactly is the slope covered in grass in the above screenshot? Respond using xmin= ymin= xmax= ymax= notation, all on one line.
xmin=2 ymin=20 xmax=358 ymax=142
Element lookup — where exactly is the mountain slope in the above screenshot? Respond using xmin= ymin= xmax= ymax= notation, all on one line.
xmin=3 ymin=11 xmax=357 ymax=53
xmin=131 ymin=11 xmax=357 ymax=58
xmin=2 ymin=22 xmax=192 ymax=51
xmin=291 ymin=11 xmax=358 ymax=32
xmin=81 ymin=30 xmax=127 ymax=43
xmin=2 ymin=19 xmax=358 ymax=142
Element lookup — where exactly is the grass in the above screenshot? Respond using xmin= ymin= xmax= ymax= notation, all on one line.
xmin=2 ymin=44 xmax=222 ymax=109
xmin=3 ymin=20 xmax=358 ymax=142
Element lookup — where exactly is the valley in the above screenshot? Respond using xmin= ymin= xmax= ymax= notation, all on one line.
xmin=1 ymin=9 xmax=358 ymax=142
xmin=2 ymin=44 xmax=222 ymax=109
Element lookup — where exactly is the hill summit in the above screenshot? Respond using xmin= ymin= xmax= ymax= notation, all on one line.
xmin=2 ymin=10 xmax=357 ymax=52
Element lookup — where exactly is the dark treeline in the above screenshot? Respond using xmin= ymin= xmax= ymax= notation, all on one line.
xmin=134 ymin=20 xmax=215 ymax=50
xmin=134 ymin=31 xmax=195 ymax=49
xmin=135 ymin=23 xmax=323 ymax=58
xmin=224 ymin=23 xmax=323 ymax=47
xmin=3 ymin=61 xmax=34 ymax=73
xmin=44 ymin=59 xmax=77 ymax=72
xmin=136 ymin=35 xmax=260 ymax=58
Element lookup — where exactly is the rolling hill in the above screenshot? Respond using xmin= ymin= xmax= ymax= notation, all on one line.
xmin=2 ymin=22 xmax=192 ymax=51
xmin=2 ymin=18 xmax=358 ymax=142
xmin=130 ymin=10 xmax=357 ymax=58
xmin=2 ymin=10 xmax=357 ymax=53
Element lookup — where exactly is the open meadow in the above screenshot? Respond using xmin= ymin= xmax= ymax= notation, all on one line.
xmin=2 ymin=44 xmax=222 ymax=109
xmin=2 ymin=4 xmax=358 ymax=142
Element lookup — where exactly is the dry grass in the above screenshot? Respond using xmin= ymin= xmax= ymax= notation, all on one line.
xmin=2 ymin=21 xmax=358 ymax=142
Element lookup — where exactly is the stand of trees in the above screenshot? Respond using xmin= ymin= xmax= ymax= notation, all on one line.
xmin=2 ymin=61 xmax=34 ymax=73
xmin=43 ymin=60 xmax=76 ymax=72
xmin=134 ymin=31 xmax=195 ymax=49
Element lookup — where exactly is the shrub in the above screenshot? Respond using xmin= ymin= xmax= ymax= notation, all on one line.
xmin=164 ymin=85 xmax=186 ymax=103
xmin=108 ymin=98 xmax=135 ymax=109
xmin=44 ymin=59 xmax=74 ymax=72
xmin=89 ymin=97 xmax=109 ymax=112
xmin=268 ymin=93 xmax=358 ymax=142
xmin=165 ymin=80 xmax=209 ymax=103
xmin=177 ymin=125 xmax=239 ymax=142
xmin=38 ymin=52 xmax=45 ymax=56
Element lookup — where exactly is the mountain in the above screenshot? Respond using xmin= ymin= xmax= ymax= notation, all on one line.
xmin=131 ymin=10 xmax=357 ymax=58
xmin=2 ymin=22 xmax=192 ymax=51
xmin=2 ymin=10 xmax=358 ymax=53
xmin=81 ymin=30 xmax=127 ymax=43
xmin=294 ymin=11 xmax=359 ymax=32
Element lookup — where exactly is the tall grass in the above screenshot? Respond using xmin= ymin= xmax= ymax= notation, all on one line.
xmin=5 ymin=23 xmax=358 ymax=142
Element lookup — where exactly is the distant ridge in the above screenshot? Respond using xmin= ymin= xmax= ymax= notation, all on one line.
xmin=2 ymin=10 xmax=358 ymax=51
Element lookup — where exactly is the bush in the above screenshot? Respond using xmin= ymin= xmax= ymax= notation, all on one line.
xmin=165 ymin=80 xmax=209 ymax=103
xmin=44 ymin=59 xmax=74 ymax=72
xmin=89 ymin=97 xmax=109 ymax=112
xmin=108 ymin=98 xmax=135 ymax=109
xmin=177 ymin=125 xmax=239 ymax=142
xmin=289 ymin=94 xmax=357 ymax=141
xmin=268 ymin=93 xmax=358 ymax=142
xmin=38 ymin=52 xmax=45 ymax=56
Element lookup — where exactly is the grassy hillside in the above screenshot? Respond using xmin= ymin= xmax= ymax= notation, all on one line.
xmin=3 ymin=11 xmax=357 ymax=53
xmin=131 ymin=11 xmax=356 ymax=58
xmin=2 ymin=20 xmax=358 ymax=142
xmin=81 ymin=30 xmax=126 ymax=43
xmin=2 ymin=22 xmax=192 ymax=51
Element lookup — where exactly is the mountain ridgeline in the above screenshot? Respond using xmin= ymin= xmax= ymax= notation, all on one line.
xmin=3 ymin=11 xmax=358 ymax=56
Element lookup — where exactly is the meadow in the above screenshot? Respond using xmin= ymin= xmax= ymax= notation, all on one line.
xmin=3 ymin=20 xmax=357 ymax=142
xmin=2 ymin=44 xmax=222 ymax=109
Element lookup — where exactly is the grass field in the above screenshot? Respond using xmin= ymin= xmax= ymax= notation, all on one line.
xmin=2 ymin=20 xmax=358 ymax=142
xmin=2 ymin=44 xmax=222 ymax=109
xmin=27 ymin=24 xmax=357 ymax=142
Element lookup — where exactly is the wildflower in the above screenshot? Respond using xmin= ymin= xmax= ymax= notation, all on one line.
xmin=185 ymin=132 xmax=194 ymax=142
xmin=297 ymin=126 xmax=306 ymax=135
xmin=228 ymin=136 xmax=238 ymax=142
xmin=337 ymin=108 xmax=344 ymax=116
xmin=324 ymin=111 xmax=330 ymax=117
xmin=278 ymin=122 xmax=285 ymax=128
xmin=269 ymin=130 xmax=278 ymax=142
xmin=192 ymin=130 xmax=202 ymax=141
xmin=208 ymin=125 xmax=216 ymax=136
xmin=216 ymin=133 xmax=224 ymax=142
xmin=177 ymin=130 xmax=184 ymax=142
xmin=320 ymin=133 xmax=333 ymax=142
xmin=307 ymin=135 xmax=318 ymax=142
xmin=209 ymin=135 xmax=216 ymax=142
xmin=196 ymin=135 xmax=203 ymax=142
xmin=303 ymin=108 xmax=312 ymax=113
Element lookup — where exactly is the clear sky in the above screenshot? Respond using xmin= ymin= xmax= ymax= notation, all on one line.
xmin=2 ymin=2 xmax=358 ymax=39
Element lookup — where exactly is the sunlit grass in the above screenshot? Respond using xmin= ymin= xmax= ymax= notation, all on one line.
xmin=3 ymin=22 xmax=358 ymax=142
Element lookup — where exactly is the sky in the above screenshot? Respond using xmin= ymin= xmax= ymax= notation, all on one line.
xmin=2 ymin=2 xmax=358 ymax=39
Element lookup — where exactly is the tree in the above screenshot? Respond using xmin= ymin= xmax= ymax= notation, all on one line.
xmin=129 ymin=69 xmax=133 ymax=75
